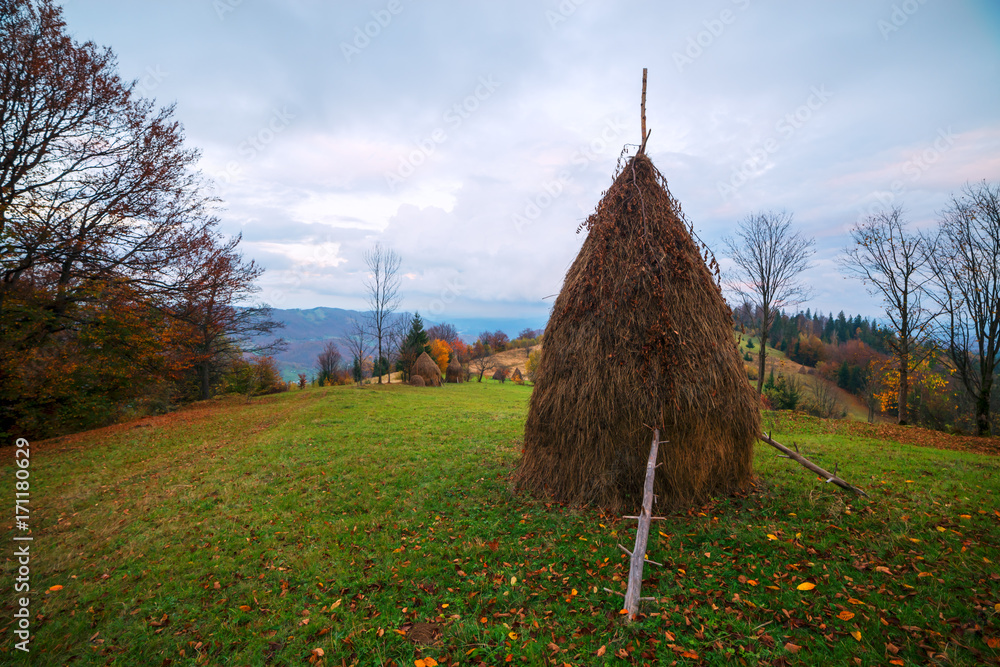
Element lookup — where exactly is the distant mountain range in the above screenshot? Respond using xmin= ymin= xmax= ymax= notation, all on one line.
xmin=261 ymin=307 xmax=548 ymax=380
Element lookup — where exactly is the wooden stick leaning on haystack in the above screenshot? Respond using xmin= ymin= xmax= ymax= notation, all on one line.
xmin=758 ymin=432 xmax=869 ymax=497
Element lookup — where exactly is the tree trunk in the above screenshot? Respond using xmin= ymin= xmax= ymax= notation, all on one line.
xmin=200 ymin=364 xmax=211 ymax=401
xmin=756 ymin=328 xmax=768 ymax=396
xmin=976 ymin=383 xmax=992 ymax=436
xmin=897 ymin=349 xmax=909 ymax=426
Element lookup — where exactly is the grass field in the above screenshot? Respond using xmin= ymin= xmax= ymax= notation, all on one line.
xmin=3 ymin=382 xmax=999 ymax=666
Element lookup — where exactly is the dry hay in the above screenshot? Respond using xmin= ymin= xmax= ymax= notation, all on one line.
xmin=511 ymin=368 xmax=524 ymax=383
xmin=446 ymin=355 xmax=462 ymax=383
xmin=411 ymin=351 xmax=442 ymax=387
xmin=515 ymin=152 xmax=760 ymax=511
xmin=409 ymin=375 xmax=426 ymax=387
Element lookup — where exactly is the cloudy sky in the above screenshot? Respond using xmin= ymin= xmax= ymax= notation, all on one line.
xmin=62 ymin=0 xmax=1000 ymax=326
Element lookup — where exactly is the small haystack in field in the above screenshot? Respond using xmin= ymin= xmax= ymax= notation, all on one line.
xmin=411 ymin=351 xmax=442 ymax=387
xmin=511 ymin=368 xmax=524 ymax=384
xmin=446 ymin=355 xmax=463 ymax=383
xmin=409 ymin=375 xmax=426 ymax=387
xmin=515 ymin=151 xmax=760 ymax=511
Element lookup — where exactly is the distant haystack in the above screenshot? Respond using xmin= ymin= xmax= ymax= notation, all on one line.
xmin=446 ymin=355 xmax=462 ymax=383
xmin=511 ymin=368 xmax=524 ymax=384
xmin=411 ymin=352 xmax=442 ymax=387
xmin=515 ymin=152 xmax=760 ymax=510
xmin=409 ymin=375 xmax=426 ymax=387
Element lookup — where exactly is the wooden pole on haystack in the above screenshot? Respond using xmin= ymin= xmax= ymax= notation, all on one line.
xmin=639 ymin=68 xmax=650 ymax=155
xmin=759 ymin=432 xmax=869 ymax=497
xmin=618 ymin=430 xmax=662 ymax=620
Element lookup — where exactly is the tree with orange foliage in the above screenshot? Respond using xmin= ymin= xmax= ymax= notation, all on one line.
xmin=429 ymin=339 xmax=452 ymax=373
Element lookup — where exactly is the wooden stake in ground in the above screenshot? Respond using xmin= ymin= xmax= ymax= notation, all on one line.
xmin=621 ymin=429 xmax=660 ymax=620
xmin=758 ymin=432 xmax=869 ymax=497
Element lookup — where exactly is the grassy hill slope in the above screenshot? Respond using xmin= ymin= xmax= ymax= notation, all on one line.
xmin=4 ymin=384 xmax=998 ymax=665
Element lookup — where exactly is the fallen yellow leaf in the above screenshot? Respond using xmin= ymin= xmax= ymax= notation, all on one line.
xmin=423 ymin=659 xmax=439 ymax=667
xmin=238 ymin=605 xmax=251 ymax=611
xmin=570 ymin=588 xmax=577 ymax=596
xmin=851 ymin=630 xmax=862 ymax=641
xmin=837 ymin=611 xmax=855 ymax=621
xmin=847 ymin=597 xmax=864 ymax=605
xmin=959 ymin=514 xmax=971 ymax=519
xmin=508 ymin=632 xmax=518 ymax=640
xmin=767 ymin=534 xmax=777 ymax=541
xmin=440 ymin=603 xmax=449 ymax=608
xmin=596 ymin=645 xmax=606 ymax=657
xmin=796 ymin=582 xmax=816 ymax=591
xmin=510 ymin=577 xmax=517 ymax=586
xmin=48 ymin=585 xmax=63 ymax=592
xmin=936 ymin=526 xmax=946 ymax=532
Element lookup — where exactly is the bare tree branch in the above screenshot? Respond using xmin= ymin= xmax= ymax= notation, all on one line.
xmin=927 ymin=181 xmax=1000 ymax=436
xmin=839 ymin=206 xmax=936 ymax=424
xmin=723 ymin=210 xmax=815 ymax=395
xmin=362 ymin=242 xmax=401 ymax=384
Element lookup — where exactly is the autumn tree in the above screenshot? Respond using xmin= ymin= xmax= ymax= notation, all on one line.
xmin=840 ymin=207 xmax=936 ymax=425
xmin=429 ymin=338 xmax=452 ymax=373
xmin=928 ymin=181 xmax=1000 ymax=436
xmin=164 ymin=230 xmax=284 ymax=400
xmin=723 ymin=211 xmax=815 ymax=395
xmin=1 ymin=0 xmax=216 ymax=331
xmin=315 ymin=340 xmax=343 ymax=386
xmin=1 ymin=1 xmax=272 ymax=435
xmin=470 ymin=339 xmax=496 ymax=382
xmin=362 ymin=243 xmax=401 ymax=384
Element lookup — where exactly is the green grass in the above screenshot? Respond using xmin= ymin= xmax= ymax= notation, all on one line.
xmin=3 ymin=382 xmax=999 ymax=666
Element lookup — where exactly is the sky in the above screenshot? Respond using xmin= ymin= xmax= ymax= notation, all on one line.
xmin=60 ymin=0 xmax=1000 ymax=327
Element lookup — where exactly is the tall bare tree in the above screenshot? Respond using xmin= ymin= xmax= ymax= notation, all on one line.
xmin=723 ymin=211 xmax=815 ymax=395
xmin=839 ymin=207 xmax=935 ymax=425
xmin=927 ymin=181 xmax=1000 ymax=436
xmin=363 ymin=243 xmax=402 ymax=384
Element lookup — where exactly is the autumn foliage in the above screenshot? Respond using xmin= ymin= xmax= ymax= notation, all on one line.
xmin=0 ymin=1 xmax=282 ymax=439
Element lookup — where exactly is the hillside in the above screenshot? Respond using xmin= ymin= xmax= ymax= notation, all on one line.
xmin=738 ymin=335 xmax=875 ymax=422
xmin=11 ymin=383 xmax=998 ymax=664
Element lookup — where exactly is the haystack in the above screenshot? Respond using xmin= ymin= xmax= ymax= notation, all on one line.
xmin=411 ymin=351 xmax=442 ymax=387
xmin=515 ymin=152 xmax=760 ymax=510
xmin=409 ymin=375 xmax=426 ymax=387
xmin=511 ymin=368 xmax=524 ymax=383
xmin=446 ymin=355 xmax=462 ymax=383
